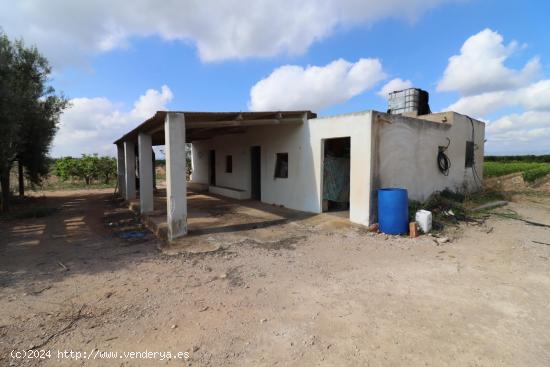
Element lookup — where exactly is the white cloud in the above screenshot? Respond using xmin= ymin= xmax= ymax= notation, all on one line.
xmin=130 ymin=86 xmax=173 ymax=121
xmin=485 ymin=111 xmax=550 ymax=154
xmin=51 ymin=85 xmax=173 ymax=157
xmin=464 ymin=80 xmax=550 ymax=153
xmin=437 ymin=28 xmax=540 ymax=96
xmin=487 ymin=111 xmax=550 ymax=135
xmin=377 ymin=78 xmax=413 ymax=99
xmin=249 ymin=58 xmax=386 ymax=111
xmin=438 ymin=29 xmax=550 ymax=154
xmin=0 ymin=0 xmax=451 ymax=66
xmin=447 ymin=80 xmax=550 ymax=117
xmin=447 ymin=90 xmax=510 ymax=117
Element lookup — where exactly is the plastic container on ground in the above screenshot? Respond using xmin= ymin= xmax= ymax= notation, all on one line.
xmin=377 ymin=188 xmax=409 ymax=235
xmin=415 ymin=210 xmax=432 ymax=233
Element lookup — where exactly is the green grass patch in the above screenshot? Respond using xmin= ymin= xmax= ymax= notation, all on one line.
xmin=483 ymin=161 xmax=550 ymax=182
xmin=485 ymin=155 xmax=550 ymax=163
xmin=522 ymin=165 xmax=550 ymax=182
xmin=483 ymin=161 xmax=548 ymax=178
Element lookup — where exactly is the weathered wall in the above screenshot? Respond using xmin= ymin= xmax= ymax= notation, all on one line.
xmin=190 ymin=111 xmax=375 ymax=225
xmin=372 ymin=112 xmax=485 ymax=202
xmin=191 ymin=110 xmax=485 ymax=225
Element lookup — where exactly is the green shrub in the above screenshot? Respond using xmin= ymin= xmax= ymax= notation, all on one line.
xmin=523 ymin=166 xmax=550 ymax=182
xmin=53 ymin=155 xmax=117 ymax=185
xmin=485 ymin=155 xmax=550 ymax=163
xmin=483 ymin=162 xmax=547 ymax=178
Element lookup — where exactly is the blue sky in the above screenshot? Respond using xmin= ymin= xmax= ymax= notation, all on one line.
xmin=1 ymin=0 xmax=548 ymax=156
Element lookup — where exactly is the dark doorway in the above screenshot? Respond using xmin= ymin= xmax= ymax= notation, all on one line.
xmin=250 ymin=146 xmax=261 ymax=200
xmin=209 ymin=150 xmax=216 ymax=186
xmin=322 ymin=137 xmax=350 ymax=216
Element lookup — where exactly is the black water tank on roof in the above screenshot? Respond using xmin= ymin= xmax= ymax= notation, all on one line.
xmin=387 ymin=88 xmax=431 ymax=115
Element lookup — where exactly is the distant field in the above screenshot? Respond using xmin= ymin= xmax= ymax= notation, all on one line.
xmin=484 ymin=161 xmax=550 ymax=182
xmin=485 ymin=155 xmax=550 ymax=163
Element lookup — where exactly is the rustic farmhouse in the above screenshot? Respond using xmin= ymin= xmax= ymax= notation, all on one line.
xmin=114 ymin=91 xmax=485 ymax=241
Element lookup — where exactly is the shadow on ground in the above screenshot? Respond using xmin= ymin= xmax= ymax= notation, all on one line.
xmin=0 ymin=190 xmax=159 ymax=289
xmin=132 ymin=188 xmax=316 ymax=240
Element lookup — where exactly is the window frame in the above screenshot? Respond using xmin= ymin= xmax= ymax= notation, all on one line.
xmin=274 ymin=152 xmax=289 ymax=179
xmin=225 ymin=155 xmax=233 ymax=173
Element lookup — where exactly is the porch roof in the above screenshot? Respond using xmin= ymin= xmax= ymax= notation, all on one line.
xmin=114 ymin=110 xmax=317 ymax=145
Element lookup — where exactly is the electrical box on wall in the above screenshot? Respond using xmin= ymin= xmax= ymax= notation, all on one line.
xmin=465 ymin=141 xmax=475 ymax=167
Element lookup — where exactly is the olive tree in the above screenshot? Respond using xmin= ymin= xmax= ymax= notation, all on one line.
xmin=0 ymin=32 xmax=67 ymax=211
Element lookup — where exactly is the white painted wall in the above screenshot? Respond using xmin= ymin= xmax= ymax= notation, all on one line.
xmin=373 ymin=112 xmax=485 ymax=202
xmin=165 ymin=112 xmax=188 ymax=240
xmin=189 ymin=110 xmax=485 ymax=226
xmin=190 ymin=111 xmax=375 ymax=225
xmin=308 ymin=112 xmax=374 ymax=225
xmin=191 ymin=123 xmax=316 ymax=210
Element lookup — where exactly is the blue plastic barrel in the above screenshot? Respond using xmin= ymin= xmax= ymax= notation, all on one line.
xmin=378 ymin=188 xmax=409 ymax=235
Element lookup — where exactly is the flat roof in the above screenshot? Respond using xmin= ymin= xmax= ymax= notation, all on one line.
xmin=114 ymin=110 xmax=316 ymax=145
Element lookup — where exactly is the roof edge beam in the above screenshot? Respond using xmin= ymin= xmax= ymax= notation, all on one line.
xmin=186 ymin=117 xmax=304 ymax=129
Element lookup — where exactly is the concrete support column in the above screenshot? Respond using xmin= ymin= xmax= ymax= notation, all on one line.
xmin=165 ymin=112 xmax=187 ymax=240
xmin=116 ymin=143 xmax=126 ymax=198
xmin=124 ymin=141 xmax=136 ymax=200
xmin=138 ymin=133 xmax=154 ymax=214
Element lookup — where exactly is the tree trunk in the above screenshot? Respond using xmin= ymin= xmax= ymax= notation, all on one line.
xmin=18 ymin=161 xmax=24 ymax=197
xmin=1 ymin=172 xmax=10 ymax=212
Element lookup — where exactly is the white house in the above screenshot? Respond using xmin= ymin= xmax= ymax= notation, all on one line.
xmin=115 ymin=106 xmax=484 ymax=241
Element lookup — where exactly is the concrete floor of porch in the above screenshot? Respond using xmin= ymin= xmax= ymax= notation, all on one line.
xmin=128 ymin=189 xmax=319 ymax=249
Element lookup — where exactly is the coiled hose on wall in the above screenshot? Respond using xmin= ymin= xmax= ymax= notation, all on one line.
xmin=438 ymin=137 xmax=451 ymax=176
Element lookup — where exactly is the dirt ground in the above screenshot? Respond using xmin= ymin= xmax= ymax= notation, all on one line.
xmin=0 ymin=189 xmax=549 ymax=366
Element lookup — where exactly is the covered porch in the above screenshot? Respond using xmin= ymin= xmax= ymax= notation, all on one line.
xmin=114 ymin=111 xmax=314 ymax=241
xmin=127 ymin=187 xmax=314 ymax=247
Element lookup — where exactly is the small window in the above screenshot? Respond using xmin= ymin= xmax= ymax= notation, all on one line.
xmin=274 ymin=153 xmax=288 ymax=178
xmin=225 ymin=155 xmax=233 ymax=173
xmin=465 ymin=141 xmax=474 ymax=168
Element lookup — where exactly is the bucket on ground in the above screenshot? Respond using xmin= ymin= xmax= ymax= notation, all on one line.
xmin=378 ymin=188 xmax=408 ymax=235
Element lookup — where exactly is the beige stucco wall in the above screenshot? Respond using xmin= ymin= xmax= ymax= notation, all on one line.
xmin=372 ymin=112 xmax=485 ymax=202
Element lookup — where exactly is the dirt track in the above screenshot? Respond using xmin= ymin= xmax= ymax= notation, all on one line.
xmin=1 ymin=189 xmax=549 ymax=366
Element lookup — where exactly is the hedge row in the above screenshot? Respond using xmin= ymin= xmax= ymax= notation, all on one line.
xmin=485 ymin=155 xmax=550 ymax=163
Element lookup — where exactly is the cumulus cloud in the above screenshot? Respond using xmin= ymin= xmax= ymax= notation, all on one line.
xmin=0 ymin=0 xmax=450 ymax=66
xmin=484 ymin=111 xmax=550 ymax=154
xmin=447 ymin=80 xmax=550 ymax=117
xmin=440 ymin=29 xmax=549 ymax=154
xmin=249 ymin=58 xmax=386 ymax=111
xmin=51 ymin=85 xmax=173 ymax=157
xmin=487 ymin=111 xmax=550 ymax=135
xmin=377 ymin=78 xmax=413 ymax=99
xmin=437 ymin=28 xmax=540 ymax=96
